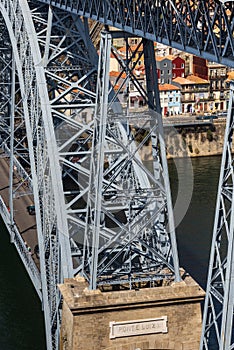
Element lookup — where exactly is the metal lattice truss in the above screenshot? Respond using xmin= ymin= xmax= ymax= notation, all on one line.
xmin=200 ymin=81 xmax=234 ymax=350
xmin=36 ymin=0 xmax=234 ymax=67
xmin=81 ymin=31 xmax=180 ymax=289
xmin=0 ymin=0 xmax=182 ymax=348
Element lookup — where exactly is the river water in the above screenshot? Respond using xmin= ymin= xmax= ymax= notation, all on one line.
xmin=0 ymin=155 xmax=221 ymax=349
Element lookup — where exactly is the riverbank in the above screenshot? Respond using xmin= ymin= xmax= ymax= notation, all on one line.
xmin=138 ymin=119 xmax=228 ymax=160
xmin=165 ymin=119 xmax=227 ymax=159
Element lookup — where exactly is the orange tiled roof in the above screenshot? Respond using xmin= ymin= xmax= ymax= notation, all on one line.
xmin=164 ymin=55 xmax=175 ymax=60
xmin=226 ymin=71 xmax=234 ymax=81
xmin=186 ymin=75 xmax=209 ymax=84
xmin=118 ymin=44 xmax=143 ymax=53
xmin=156 ymin=56 xmax=168 ymax=62
xmin=159 ymin=83 xmax=180 ymax=91
xmin=173 ymin=77 xmax=194 ymax=85
xmin=118 ymin=46 xmax=127 ymax=53
xmin=109 ymin=71 xmax=127 ymax=78
xmin=173 ymin=75 xmax=208 ymax=85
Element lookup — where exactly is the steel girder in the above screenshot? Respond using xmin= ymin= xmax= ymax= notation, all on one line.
xmin=35 ymin=0 xmax=234 ymax=68
xmin=200 ymin=81 xmax=234 ymax=350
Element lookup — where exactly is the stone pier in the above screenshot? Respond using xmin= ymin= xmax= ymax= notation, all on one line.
xmin=58 ymin=274 xmax=205 ymax=350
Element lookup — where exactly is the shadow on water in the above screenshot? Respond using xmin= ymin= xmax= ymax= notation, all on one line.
xmin=168 ymin=155 xmax=221 ymax=290
xmin=0 ymin=218 xmax=46 ymax=350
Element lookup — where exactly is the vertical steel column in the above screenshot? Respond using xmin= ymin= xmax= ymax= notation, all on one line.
xmin=89 ymin=31 xmax=112 ymax=290
xmin=143 ymin=39 xmax=181 ymax=282
xmin=200 ymin=81 xmax=234 ymax=350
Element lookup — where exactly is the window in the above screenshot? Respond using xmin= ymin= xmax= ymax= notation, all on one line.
xmin=182 ymin=73 xmax=184 ymax=77
xmin=168 ymin=70 xmax=171 ymax=74
xmin=169 ymin=97 xmax=173 ymax=102
xmin=161 ymin=70 xmax=164 ymax=75
xmin=130 ymin=38 xmax=138 ymax=45
xmin=220 ymin=69 xmax=226 ymax=76
xmin=181 ymin=63 xmax=184 ymax=68
xmin=163 ymin=62 xmax=167 ymax=67
xmin=173 ymin=73 xmax=176 ymax=78
xmin=173 ymin=64 xmax=176 ymax=69
xmin=161 ymin=78 xmax=164 ymax=84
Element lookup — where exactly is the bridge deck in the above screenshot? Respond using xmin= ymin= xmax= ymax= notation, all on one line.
xmin=0 ymin=151 xmax=40 ymax=270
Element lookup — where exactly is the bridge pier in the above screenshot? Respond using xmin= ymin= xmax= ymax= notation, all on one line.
xmin=59 ymin=275 xmax=205 ymax=350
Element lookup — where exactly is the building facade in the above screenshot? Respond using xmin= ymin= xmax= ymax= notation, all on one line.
xmin=172 ymin=56 xmax=185 ymax=79
xmin=159 ymin=83 xmax=181 ymax=116
xmin=156 ymin=56 xmax=173 ymax=84
xmin=172 ymin=75 xmax=210 ymax=114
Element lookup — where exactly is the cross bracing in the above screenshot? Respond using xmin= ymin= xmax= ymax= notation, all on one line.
xmin=0 ymin=1 xmax=181 ymax=349
xmin=36 ymin=0 xmax=234 ymax=68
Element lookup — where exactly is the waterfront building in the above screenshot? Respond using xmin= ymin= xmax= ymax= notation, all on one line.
xmin=172 ymin=56 xmax=186 ymax=79
xmin=159 ymin=83 xmax=181 ymax=116
xmin=156 ymin=56 xmax=173 ymax=84
xmin=172 ymin=75 xmax=210 ymax=114
xmin=207 ymin=61 xmax=229 ymax=111
xmin=179 ymin=53 xmax=208 ymax=80
xmin=156 ymin=54 xmax=185 ymax=81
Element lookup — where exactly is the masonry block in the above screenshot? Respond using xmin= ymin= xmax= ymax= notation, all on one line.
xmin=59 ymin=274 xmax=205 ymax=350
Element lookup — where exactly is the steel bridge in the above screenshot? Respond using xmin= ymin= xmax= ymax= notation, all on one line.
xmin=0 ymin=0 xmax=234 ymax=349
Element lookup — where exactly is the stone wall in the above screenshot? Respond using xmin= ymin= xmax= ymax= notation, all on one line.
xmin=138 ymin=120 xmax=230 ymax=161
xmin=59 ymin=275 xmax=205 ymax=350
xmin=164 ymin=120 xmax=227 ymax=159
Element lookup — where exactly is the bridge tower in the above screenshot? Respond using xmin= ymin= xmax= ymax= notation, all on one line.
xmin=81 ymin=29 xmax=182 ymax=290
xmin=0 ymin=1 xmax=187 ymax=349
xmin=58 ymin=28 xmax=205 ymax=350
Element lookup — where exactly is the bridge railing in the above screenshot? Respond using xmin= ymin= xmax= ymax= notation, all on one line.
xmin=2 ymin=144 xmax=33 ymax=192
xmin=0 ymin=195 xmax=42 ymax=298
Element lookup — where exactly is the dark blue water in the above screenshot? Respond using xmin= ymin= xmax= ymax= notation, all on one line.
xmin=0 ymin=222 xmax=46 ymax=350
xmin=168 ymin=155 xmax=221 ymax=289
xmin=0 ymin=155 xmax=221 ymax=349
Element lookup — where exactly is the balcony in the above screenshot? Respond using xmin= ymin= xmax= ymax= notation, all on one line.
xmin=181 ymin=96 xmax=211 ymax=103
xmin=182 ymin=87 xmax=209 ymax=93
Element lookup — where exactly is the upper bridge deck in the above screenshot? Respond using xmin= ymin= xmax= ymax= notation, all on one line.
xmin=37 ymin=0 xmax=234 ymax=67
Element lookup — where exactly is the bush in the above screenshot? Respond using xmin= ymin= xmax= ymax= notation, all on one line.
xmin=207 ymin=129 xmax=213 ymax=142
xmin=188 ymin=142 xmax=193 ymax=153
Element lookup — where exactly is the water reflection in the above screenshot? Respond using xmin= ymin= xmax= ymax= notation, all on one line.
xmin=169 ymin=156 xmax=221 ymax=289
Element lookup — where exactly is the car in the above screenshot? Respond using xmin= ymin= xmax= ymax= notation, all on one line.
xmin=218 ymin=112 xmax=227 ymax=117
xmin=34 ymin=244 xmax=40 ymax=258
xmin=196 ymin=115 xmax=218 ymax=121
xmin=27 ymin=205 xmax=35 ymax=215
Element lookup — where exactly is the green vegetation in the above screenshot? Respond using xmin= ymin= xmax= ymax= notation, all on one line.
xmin=207 ymin=129 xmax=213 ymax=142
xmin=188 ymin=141 xmax=193 ymax=153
